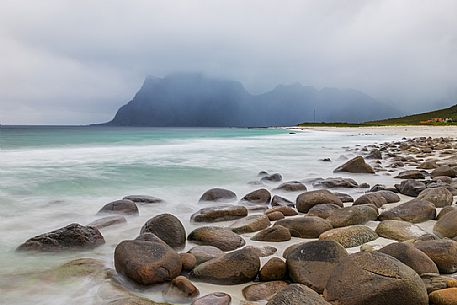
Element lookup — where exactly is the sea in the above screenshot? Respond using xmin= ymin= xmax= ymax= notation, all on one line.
xmin=0 ymin=126 xmax=401 ymax=305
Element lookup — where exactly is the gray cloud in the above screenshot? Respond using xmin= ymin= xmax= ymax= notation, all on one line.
xmin=0 ymin=0 xmax=456 ymax=124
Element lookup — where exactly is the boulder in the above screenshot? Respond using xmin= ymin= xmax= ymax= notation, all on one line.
xmin=327 ymin=205 xmax=378 ymax=228
xmin=261 ymin=173 xmax=283 ymax=182
xmin=97 ymin=199 xmax=139 ymax=216
xmin=418 ymin=187 xmax=453 ymax=208
xmin=319 ymin=225 xmax=378 ymax=248
xmin=434 ymin=210 xmax=457 ymax=238
xmin=421 ymin=273 xmax=456 ymax=293
xmin=312 ymin=177 xmax=358 ymax=188
xmin=266 ymin=206 xmax=298 ymax=216
xmin=395 ymin=179 xmax=426 ymax=197
xmin=191 ymin=292 xmax=231 ymax=305
xmin=296 ymin=190 xmax=343 ymax=213
xmin=114 ymin=239 xmax=182 ymax=285
xmin=242 ymin=281 xmax=288 ymax=301
xmin=334 ymin=156 xmax=375 ymax=174
xmin=88 ymin=215 xmax=127 ymax=229
xmin=275 ymin=181 xmax=307 ymax=192
xmin=267 ymin=211 xmax=285 ymax=221
xmin=199 ymin=188 xmax=237 ymax=202
xmin=242 ymin=188 xmax=272 ymax=204
xmin=375 ymin=220 xmax=429 ymax=241
xmin=395 ymin=170 xmax=426 ymax=179
xmin=162 ymin=276 xmax=199 ymax=303
xmin=230 ymin=215 xmax=271 ymax=234
xmin=334 ymin=192 xmax=354 ymax=203
xmin=180 ymin=253 xmax=197 ymax=271
xmin=191 ymin=247 xmax=260 ymax=284
xmin=271 ymin=195 xmax=294 ymax=207
xmin=378 ymin=199 xmax=436 ymax=223
xmin=188 ymin=246 xmax=224 ymax=265
xmin=187 ymin=226 xmax=245 ymax=251
xmin=259 ymin=257 xmax=287 ymax=281
xmin=286 ymin=240 xmax=348 ymax=293
xmin=429 ymin=288 xmax=457 ymax=305
xmin=123 ymin=195 xmax=163 ymax=204
xmin=308 ymin=203 xmax=341 ymax=219
xmin=251 ymin=225 xmax=291 ymax=242
xmin=379 ymin=242 xmax=439 ymax=275
xmin=353 ymin=193 xmax=387 ymax=208
xmin=190 ymin=205 xmax=248 ymax=222
xmin=376 ymin=190 xmax=401 ymax=203
xmin=323 ymin=251 xmax=428 ymax=305
xmin=367 ymin=148 xmax=382 ymax=159
xmin=140 ymin=214 xmax=186 ymax=249
xmin=437 ymin=206 xmax=457 ymax=220
xmin=274 ymin=216 xmax=332 ymax=238
xmin=267 ymin=284 xmax=331 ymax=305
xmin=250 ymin=245 xmax=277 ymax=257
xmin=17 ymin=223 xmax=105 ymax=252
xmin=415 ymin=240 xmax=457 ymax=273
xmin=417 ymin=160 xmax=438 ymax=169
xmin=432 ymin=166 xmax=456 ymax=178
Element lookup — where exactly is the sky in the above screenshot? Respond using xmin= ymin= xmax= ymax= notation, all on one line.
xmin=0 ymin=0 xmax=456 ymax=124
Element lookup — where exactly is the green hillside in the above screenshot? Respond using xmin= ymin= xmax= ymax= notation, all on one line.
xmin=369 ymin=104 xmax=457 ymax=125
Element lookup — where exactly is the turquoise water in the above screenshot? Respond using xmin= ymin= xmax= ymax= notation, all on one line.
xmin=0 ymin=126 xmax=399 ymax=305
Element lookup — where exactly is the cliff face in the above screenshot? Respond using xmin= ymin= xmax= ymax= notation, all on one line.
xmin=107 ymin=73 xmax=398 ymax=127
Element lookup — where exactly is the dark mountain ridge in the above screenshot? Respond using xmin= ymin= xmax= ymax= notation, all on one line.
xmin=105 ymin=73 xmax=399 ymax=127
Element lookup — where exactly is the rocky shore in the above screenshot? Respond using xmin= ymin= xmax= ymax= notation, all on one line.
xmin=15 ymin=135 xmax=457 ymax=305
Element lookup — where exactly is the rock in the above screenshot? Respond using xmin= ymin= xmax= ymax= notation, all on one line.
xmin=114 ymin=239 xmax=182 ymax=285
xmin=395 ymin=179 xmax=426 ymax=197
xmin=123 ymin=195 xmax=163 ymax=204
xmin=250 ymin=245 xmax=277 ymax=257
xmin=199 ymin=188 xmax=237 ymax=202
xmin=432 ymin=166 xmax=456 ymax=178
xmin=334 ymin=192 xmax=354 ymax=203
xmin=266 ymin=206 xmax=298 ymax=216
xmin=375 ymin=220 xmax=429 ymax=241
xmin=275 ymin=216 xmax=332 ymax=238
xmin=367 ymin=148 xmax=382 ymax=159
xmin=275 ymin=181 xmax=307 ymax=192
xmin=271 ymin=195 xmax=295 ymax=207
xmin=418 ymin=160 xmax=438 ymax=169
xmin=180 ymin=253 xmax=197 ymax=271
xmin=334 ymin=156 xmax=375 ymax=174
xmin=191 ymin=292 xmax=231 ymax=305
xmin=242 ymin=281 xmax=289 ymax=301
xmin=379 ymin=242 xmax=439 ymax=275
xmin=323 ymin=251 xmax=428 ymax=305
xmin=353 ymin=192 xmax=387 ymax=208
xmin=327 ymin=205 xmax=378 ymax=228
xmin=415 ymin=240 xmax=457 ymax=273
xmin=17 ymin=223 xmax=105 ymax=252
xmin=97 ymin=199 xmax=139 ymax=216
xmin=434 ymin=210 xmax=457 ymax=238
xmin=188 ymin=246 xmax=224 ymax=265
xmin=319 ymin=225 xmax=378 ymax=248
xmin=433 ymin=176 xmax=453 ymax=184
xmin=369 ymin=184 xmax=388 ymax=192
xmin=287 ymin=240 xmax=348 ymax=293
xmin=267 ymin=284 xmax=331 ymax=305
xmin=140 ymin=214 xmax=186 ymax=249
xmin=421 ymin=273 xmax=456 ymax=293
xmin=378 ymin=199 xmax=436 ymax=223
xmin=308 ymin=203 xmax=341 ymax=219
xmin=187 ymin=226 xmax=245 ymax=251
xmin=162 ymin=276 xmax=199 ymax=303
xmin=261 ymin=173 xmax=283 ymax=182
xmin=260 ymin=257 xmax=287 ymax=281
xmin=376 ymin=190 xmax=401 ymax=203
xmin=359 ymin=182 xmax=370 ymax=188
xmin=312 ymin=177 xmax=358 ymax=188
xmin=418 ymin=187 xmax=453 ymax=208
xmin=242 ymin=188 xmax=272 ymax=204
xmin=190 ymin=205 xmax=248 ymax=222
xmin=296 ymin=190 xmax=343 ymax=213
xmin=267 ymin=211 xmax=285 ymax=221
xmin=88 ymin=215 xmax=127 ymax=229
xmin=395 ymin=170 xmax=426 ymax=179
xmin=230 ymin=215 xmax=271 ymax=234
xmin=251 ymin=225 xmax=291 ymax=242
xmin=191 ymin=247 xmax=260 ymax=284
xmin=429 ymin=288 xmax=457 ymax=305
xmin=437 ymin=206 xmax=457 ymax=220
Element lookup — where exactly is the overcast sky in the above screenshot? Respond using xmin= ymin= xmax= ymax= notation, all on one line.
xmin=0 ymin=0 xmax=456 ymax=124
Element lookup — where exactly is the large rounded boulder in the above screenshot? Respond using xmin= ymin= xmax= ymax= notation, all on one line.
xmin=296 ymin=190 xmax=343 ymax=213
xmin=323 ymin=251 xmax=429 ymax=305
xmin=395 ymin=179 xmax=426 ymax=197
xmin=187 ymin=226 xmax=245 ymax=251
xmin=434 ymin=209 xmax=457 ymax=238
xmin=267 ymin=284 xmax=331 ymax=305
xmin=418 ymin=187 xmax=453 ymax=208
xmin=353 ymin=193 xmax=387 ymax=208
xmin=319 ymin=225 xmax=378 ymax=248
xmin=97 ymin=199 xmax=139 ymax=215
xmin=199 ymin=188 xmax=237 ymax=202
xmin=190 ymin=205 xmax=248 ymax=222
xmin=275 ymin=216 xmax=332 ymax=238
xmin=241 ymin=188 xmax=272 ymax=204
xmin=327 ymin=205 xmax=378 ymax=228
xmin=334 ymin=156 xmax=375 ymax=173
xmin=114 ymin=238 xmax=182 ymax=285
xmin=378 ymin=199 xmax=436 ymax=223
xmin=375 ymin=219 xmax=429 ymax=241
xmin=140 ymin=214 xmax=186 ymax=249
xmin=287 ymin=240 xmax=348 ymax=293
xmin=415 ymin=240 xmax=457 ymax=273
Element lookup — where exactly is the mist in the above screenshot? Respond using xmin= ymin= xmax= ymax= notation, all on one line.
xmin=0 ymin=0 xmax=456 ymax=124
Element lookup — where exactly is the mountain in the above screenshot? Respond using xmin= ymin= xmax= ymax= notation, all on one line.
xmin=105 ymin=73 xmax=399 ymax=127
xmin=369 ymin=104 xmax=457 ymax=125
